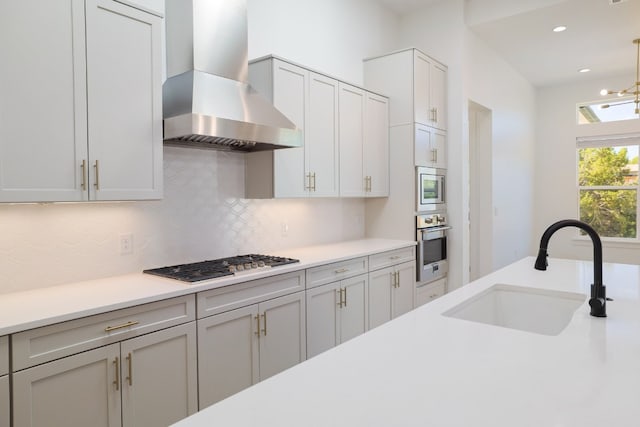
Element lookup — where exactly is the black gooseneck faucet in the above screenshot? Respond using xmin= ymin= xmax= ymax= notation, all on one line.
xmin=534 ymin=219 xmax=608 ymax=317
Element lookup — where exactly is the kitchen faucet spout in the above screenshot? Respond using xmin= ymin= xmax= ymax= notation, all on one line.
xmin=534 ymin=219 xmax=608 ymax=317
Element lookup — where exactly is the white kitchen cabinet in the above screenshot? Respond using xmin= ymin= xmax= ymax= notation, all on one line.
xmin=416 ymin=277 xmax=447 ymax=307
xmin=0 ymin=0 xmax=162 ymax=203
xmin=339 ymin=83 xmax=390 ymax=198
xmin=306 ymin=274 xmax=369 ymax=358
xmin=0 ymin=336 xmax=8 ymax=427
xmin=198 ymin=291 xmax=306 ymax=408
xmin=369 ymin=260 xmax=416 ymax=329
xmin=415 ymin=124 xmax=446 ymax=169
xmin=12 ymin=296 xmax=197 ymax=427
xmin=246 ymin=57 xmax=339 ymax=198
xmin=364 ymin=48 xmax=447 ymax=130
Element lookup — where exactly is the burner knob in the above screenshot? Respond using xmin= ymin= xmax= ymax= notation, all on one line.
xmin=258 ymin=261 xmax=266 ymax=268
xmin=236 ymin=264 xmax=244 ymax=271
xmin=244 ymin=263 xmax=253 ymax=270
xmin=229 ymin=265 xmax=236 ymax=273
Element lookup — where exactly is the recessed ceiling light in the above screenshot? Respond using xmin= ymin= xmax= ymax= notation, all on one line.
xmin=579 ymin=68 xmax=591 ymax=73
xmin=553 ymin=26 xmax=567 ymax=32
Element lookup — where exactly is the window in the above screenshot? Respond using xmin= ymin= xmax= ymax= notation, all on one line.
xmin=577 ymin=135 xmax=639 ymax=239
xmin=577 ymin=97 xmax=638 ymax=124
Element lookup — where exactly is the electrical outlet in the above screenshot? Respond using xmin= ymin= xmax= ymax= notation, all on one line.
xmin=281 ymin=223 xmax=289 ymax=237
xmin=119 ymin=233 xmax=133 ymax=255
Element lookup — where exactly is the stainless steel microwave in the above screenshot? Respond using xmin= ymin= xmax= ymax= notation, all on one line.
xmin=416 ymin=167 xmax=445 ymax=212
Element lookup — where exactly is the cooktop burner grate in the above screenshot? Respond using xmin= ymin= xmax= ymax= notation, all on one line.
xmin=143 ymin=254 xmax=299 ymax=283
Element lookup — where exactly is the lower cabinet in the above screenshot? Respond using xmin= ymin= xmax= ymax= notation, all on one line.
xmin=12 ymin=322 xmax=198 ymax=427
xmin=0 ymin=375 xmax=8 ymax=427
xmin=0 ymin=335 xmax=7 ymax=427
xmin=416 ymin=277 xmax=447 ymax=307
xmin=369 ymin=260 xmax=416 ymax=329
xmin=198 ymin=291 xmax=306 ymax=408
xmin=306 ymin=274 xmax=369 ymax=358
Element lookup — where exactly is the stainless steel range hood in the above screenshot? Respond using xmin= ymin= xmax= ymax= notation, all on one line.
xmin=163 ymin=0 xmax=302 ymax=152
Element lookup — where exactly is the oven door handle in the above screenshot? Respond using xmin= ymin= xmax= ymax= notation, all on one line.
xmin=420 ymin=225 xmax=452 ymax=233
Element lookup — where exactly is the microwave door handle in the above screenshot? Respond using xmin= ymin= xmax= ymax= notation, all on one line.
xmin=440 ymin=176 xmax=445 ymax=202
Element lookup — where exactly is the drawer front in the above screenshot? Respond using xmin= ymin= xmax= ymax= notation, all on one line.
xmin=0 ymin=336 xmax=7 ymax=376
xmin=415 ymin=278 xmax=446 ymax=307
xmin=197 ymin=271 xmax=305 ymax=319
xmin=369 ymin=246 xmax=416 ymax=271
xmin=305 ymin=257 xmax=368 ymax=289
xmin=12 ymin=295 xmax=196 ymax=371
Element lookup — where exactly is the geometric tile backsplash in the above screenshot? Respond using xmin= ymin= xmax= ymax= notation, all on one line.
xmin=0 ymin=146 xmax=365 ymax=294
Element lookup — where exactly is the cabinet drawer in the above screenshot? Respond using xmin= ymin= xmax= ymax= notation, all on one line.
xmin=369 ymin=246 xmax=416 ymax=271
xmin=197 ymin=271 xmax=305 ymax=319
xmin=306 ymin=257 xmax=368 ymax=289
xmin=0 ymin=336 xmax=7 ymax=376
xmin=416 ymin=278 xmax=446 ymax=307
xmin=12 ymin=295 xmax=196 ymax=370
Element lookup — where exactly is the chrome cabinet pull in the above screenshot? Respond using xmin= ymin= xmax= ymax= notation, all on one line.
xmin=312 ymin=172 xmax=317 ymax=191
xmin=80 ymin=160 xmax=87 ymax=190
xmin=336 ymin=289 xmax=343 ymax=308
xmin=334 ymin=267 xmax=349 ymax=274
xmin=93 ymin=160 xmax=100 ymax=190
xmin=396 ymin=271 xmax=400 ymax=288
xmin=113 ymin=357 xmax=120 ymax=390
xmin=343 ymin=288 xmax=347 ymax=307
xmin=261 ymin=313 xmax=267 ymax=336
xmin=305 ymin=173 xmax=311 ymax=191
xmin=104 ymin=320 xmax=139 ymax=332
xmin=434 ymin=149 xmax=438 ymax=163
xmin=389 ymin=255 xmax=400 ymax=260
xmin=125 ymin=352 xmax=133 ymax=386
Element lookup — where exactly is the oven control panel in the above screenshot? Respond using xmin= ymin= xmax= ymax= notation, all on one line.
xmin=417 ymin=213 xmax=447 ymax=229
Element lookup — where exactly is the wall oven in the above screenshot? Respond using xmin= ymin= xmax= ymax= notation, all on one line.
xmin=416 ymin=212 xmax=449 ymax=283
xmin=416 ymin=167 xmax=445 ymax=212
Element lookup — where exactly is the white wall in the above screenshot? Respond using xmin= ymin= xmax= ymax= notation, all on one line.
xmin=395 ymin=0 xmax=536 ymax=289
xmin=0 ymin=0 xmax=399 ymax=294
xmin=535 ymin=73 xmax=640 ymax=264
xmin=248 ymin=0 xmax=399 ymax=85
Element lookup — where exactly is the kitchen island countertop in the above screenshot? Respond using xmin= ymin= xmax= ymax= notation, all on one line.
xmin=0 ymin=238 xmax=414 ymax=335
xmin=172 ymin=256 xmax=640 ymax=427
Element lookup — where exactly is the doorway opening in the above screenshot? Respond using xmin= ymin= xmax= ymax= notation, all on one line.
xmin=468 ymin=101 xmax=493 ymax=281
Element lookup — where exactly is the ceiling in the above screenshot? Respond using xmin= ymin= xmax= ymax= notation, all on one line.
xmin=376 ymin=0 xmax=640 ymax=88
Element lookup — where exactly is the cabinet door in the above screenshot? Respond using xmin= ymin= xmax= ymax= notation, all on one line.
xmin=13 ymin=343 xmax=121 ymax=427
xmin=338 ymin=83 xmax=365 ymax=197
xmin=258 ymin=291 xmax=306 ymax=380
xmin=306 ymin=282 xmax=341 ymax=358
xmin=0 ymin=375 xmax=8 ymax=427
xmin=368 ymin=266 xmax=394 ymax=329
xmin=432 ymin=127 xmax=447 ymax=169
xmin=414 ymin=124 xmax=432 ymax=167
xmin=273 ymin=60 xmax=307 ymax=197
xmin=121 ymin=322 xmax=198 ymax=427
xmin=86 ymin=0 xmax=162 ymax=200
xmin=340 ymin=275 xmax=369 ymax=344
xmin=413 ymin=51 xmax=431 ymax=126
xmin=430 ymin=62 xmax=447 ymax=130
xmin=416 ymin=277 xmax=447 ymax=307
xmin=364 ymin=92 xmax=389 ymax=197
xmin=392 ymin=261 xmax=416 ymax=318
xmin=307 ymin=72 xmax=340 ymax=197
xmin=197 ymin=305 xmax=260 ymax=408
xmin=0 ymin=0 xmax=88 ymax=202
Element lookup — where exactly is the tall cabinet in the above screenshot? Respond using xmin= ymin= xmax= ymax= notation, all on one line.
xmin=364 ymin=48 xmax=448 ymax=294
xmin=0 ymin=0 xmax=163 ymax=203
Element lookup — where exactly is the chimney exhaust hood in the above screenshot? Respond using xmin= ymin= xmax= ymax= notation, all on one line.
xmin=162 ymin=0 xmax=302 ymax=152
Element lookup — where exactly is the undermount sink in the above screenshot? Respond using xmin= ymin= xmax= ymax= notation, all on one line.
xmin=443 ymin=284 xmax=587 ymax=336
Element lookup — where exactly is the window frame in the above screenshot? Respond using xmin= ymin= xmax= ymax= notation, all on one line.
xmin=576 ymin=133 xmax=640 ymax=243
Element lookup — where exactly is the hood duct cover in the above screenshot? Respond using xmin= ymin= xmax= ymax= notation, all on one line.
xmin=162 ymin=0 xmax=302 ymax=151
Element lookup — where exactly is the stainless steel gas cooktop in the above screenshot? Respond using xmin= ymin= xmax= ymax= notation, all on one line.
xmin=143 ymin=254 xmax=299 ymax=283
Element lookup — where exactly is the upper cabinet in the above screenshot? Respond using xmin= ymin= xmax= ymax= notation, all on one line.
xmin=338 ymin=84 xmax=389 ymax=197
xmin=0 ymin=0 xmax=163 ymax=203
xmin=246 ymin=56 xmax=388 ymax=199
xmin=364 ymin=48 xmax=447 ymax=131
xmin=246 ymin=58 xmax=339 ymax=198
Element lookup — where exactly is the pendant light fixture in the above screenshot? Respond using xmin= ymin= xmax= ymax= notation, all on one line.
xmin=600 ymin=39 xmax=640 ymax=116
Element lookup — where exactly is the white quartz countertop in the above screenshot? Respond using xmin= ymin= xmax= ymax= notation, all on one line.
xmin=0 ymin=238 xmax=414 ymax=335
xmin=172 ymin=256 xmax=640 ymax=427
